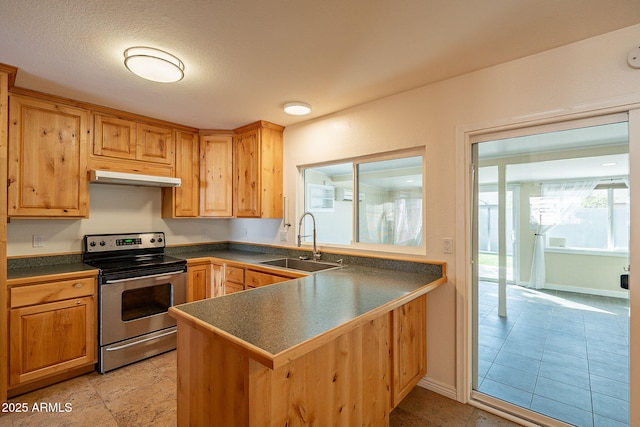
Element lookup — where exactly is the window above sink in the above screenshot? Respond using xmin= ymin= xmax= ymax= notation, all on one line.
xmin=299 ymin=147 xmax=425 ymax=255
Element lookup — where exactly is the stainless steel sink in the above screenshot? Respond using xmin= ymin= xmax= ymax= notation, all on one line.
xmin=259 ymin=258 xmax=341 ymax=273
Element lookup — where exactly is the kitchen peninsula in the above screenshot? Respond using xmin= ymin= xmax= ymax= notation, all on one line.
xmin=169 ymin=259 xmax=445 ymax=426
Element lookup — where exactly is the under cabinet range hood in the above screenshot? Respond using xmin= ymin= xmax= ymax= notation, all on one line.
xmin=89 ymin=170 xmax=181 ymax=187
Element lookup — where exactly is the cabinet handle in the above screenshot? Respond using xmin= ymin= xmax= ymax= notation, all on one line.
xmin=73 ymin=283 xmax=83 ymax=288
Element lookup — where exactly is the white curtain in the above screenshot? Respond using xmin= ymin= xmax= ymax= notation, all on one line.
xmin=394 ymin=198 xmax=422 ymax=245
xmin=528 ymin=180 xmax=599 ymax=289
xmin=363 ymin=198 xmax=422 ymax=246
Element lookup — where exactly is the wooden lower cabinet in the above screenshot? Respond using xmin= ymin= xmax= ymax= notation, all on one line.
xmin=190 ymin=260 xmax=304 ymax=300
xmin=187 ymin=262 xmax=209 ymax=302
xmin=8 ymin=275 xmax=97 ymax=394
xmin=225 ymin=264 xmax=305 ymax=292
xmin=173 ymin=296 xmax=427 ymax=426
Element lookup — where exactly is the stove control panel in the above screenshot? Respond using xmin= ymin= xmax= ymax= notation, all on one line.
xmin=84 ymin=232 xmax=166 ymax=253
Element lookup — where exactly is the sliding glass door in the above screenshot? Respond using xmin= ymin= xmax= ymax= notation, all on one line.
xmin=472 ymin=115 xmax=630 ymax=426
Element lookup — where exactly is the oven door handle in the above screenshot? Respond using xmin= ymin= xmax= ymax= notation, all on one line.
xmin=104 ymin=270 xmax=186 ymax=284
xmin=105 ymin=329 xmax=177 ymax=352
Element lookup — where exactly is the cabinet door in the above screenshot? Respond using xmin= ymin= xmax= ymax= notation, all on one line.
xmin=234 ymin=128 xmax=260 ymax=217
xmin=392 ymin=294 xmax=427 ymax=407
xmin=8 ymin=95 xmax=89 ymax=217
xmin=163 ymin=130 xmax=199 ymax=217
xmin=259 ymin=125 xmax=283 ymax=218
xmin=187 ymin=264 xmax=208 ymax=302
xmin=93 ymin=114 xmax=136 ymax=160
xmin=9 ymin=296 xmax=96 ymax=386
xmin=233 ymin=121 xmax=283 ymax=218
xmin=136 ymin=122 xmax=174 ymax=165
xmin=200 ymin=133 xmax=233 ymax=217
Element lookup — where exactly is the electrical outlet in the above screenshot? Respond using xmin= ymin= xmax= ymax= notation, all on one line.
xmin=280 ymin=230 xmax=288 ymax=242
xmin=442 ymin=238 xmax=453 ymax=254
xmin=243 ymin=227 xmax=248 ymax=237
xmin=200 ymin=228 xmax=207 ymax=238
xmin=32 ymin=234 xmax=45 ymax=248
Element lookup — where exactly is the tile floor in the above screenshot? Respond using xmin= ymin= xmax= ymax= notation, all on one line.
xmin=0 ymin=349 xmax=521 ymax=427
xmin=477 ymin=281 xmax=629 ymax=427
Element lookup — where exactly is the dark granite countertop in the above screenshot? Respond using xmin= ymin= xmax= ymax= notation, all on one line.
xmin=170 ymin=259 xmax=445 ymax=368
xmin=175 ymin=249 xmax=284 ymax=265
xmin=7 ymin=262 xmax=99 ymax=283
xmin=8 ymin=246 xmax=445 ymax=365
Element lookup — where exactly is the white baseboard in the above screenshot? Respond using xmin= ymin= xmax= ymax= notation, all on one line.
xmin=510 ymin=278 xmax=629 ymax=299
xmin=418 ymin=377 xmax=457 ymax=401
xmin=542 ymin=281 xmax=629 ymax=299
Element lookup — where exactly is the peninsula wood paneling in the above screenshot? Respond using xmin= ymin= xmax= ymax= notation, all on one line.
xmin=174 ymin=312 xmax=391 ymax=426
xmin=392 ymin=294 xmax=427 ymax=407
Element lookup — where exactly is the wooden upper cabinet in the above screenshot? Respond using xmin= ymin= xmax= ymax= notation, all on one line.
xmin=136 ymin=122 xmax=174 ymax=165
xmin=200 ymin=132 xmax=233 ymax=217
xmin=93 ymin=114 xmax=174 ymax=165
xmin=233 ymin=121 xmax=283 ymax=218
xmin=8 ymin=94 xmax=90 ymax=218
xmin=93 ymin=114 xmax=136 ymax=160
xmin=162 ymin=130 xmax=199 ymax=218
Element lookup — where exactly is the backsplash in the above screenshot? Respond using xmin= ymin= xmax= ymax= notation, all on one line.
xmin=9 ymin=241 xmax=444 ymax=278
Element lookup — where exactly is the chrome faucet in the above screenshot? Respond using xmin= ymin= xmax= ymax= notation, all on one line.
xmin=297 ymin=212 xmax=321 ymax=261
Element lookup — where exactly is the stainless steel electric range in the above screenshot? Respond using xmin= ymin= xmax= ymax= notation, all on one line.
xmin=82 ymin=232 xmax=187 ymax=373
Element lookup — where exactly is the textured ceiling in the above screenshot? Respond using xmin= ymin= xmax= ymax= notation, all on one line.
xmin=1 ymin=0 xmax=640 ymax=130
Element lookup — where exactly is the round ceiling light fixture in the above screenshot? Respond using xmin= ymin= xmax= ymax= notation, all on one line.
xmin=283 ymin=101 xmax=312 ymax=116
xmin=124 ymin=47 xmax=185 ymax=83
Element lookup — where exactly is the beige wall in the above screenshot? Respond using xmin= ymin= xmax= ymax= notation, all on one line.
xmin=6 ymin=185 xmax=233 ymax=256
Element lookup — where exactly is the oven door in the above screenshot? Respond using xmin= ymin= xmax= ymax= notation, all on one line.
xmin=99 ymin=271 xmax=186 ymax=346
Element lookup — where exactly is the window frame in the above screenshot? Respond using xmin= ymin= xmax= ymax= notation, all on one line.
xmin=298 ymin=146 xmax=427 ymax=255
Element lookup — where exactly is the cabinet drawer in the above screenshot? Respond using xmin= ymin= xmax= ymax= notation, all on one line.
xmin=10 ymin=278 xmax=96 ymax=308
xmin=245 ymin=270 xmax=291 ymax=288
xmin=224 ymin=266 xmax=244 ymax=284
xmin=224 ymin=282 xmax=244 ymax=295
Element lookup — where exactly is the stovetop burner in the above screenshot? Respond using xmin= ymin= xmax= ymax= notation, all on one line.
xmin=84 ymin=254 xmax=186 ymax=273
xmin=82 ymin=232 xmax=186 ymax=281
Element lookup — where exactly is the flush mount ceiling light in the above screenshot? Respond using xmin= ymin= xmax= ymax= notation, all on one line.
xmin=283 ymin=102 xmax=312 ymax=116
xmin=124 ymin=47 xmax=184 ymax=83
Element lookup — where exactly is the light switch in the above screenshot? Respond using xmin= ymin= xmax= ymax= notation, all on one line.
xmin=442 ymin=238 xmax=453 ymax=254
xmin=32 ymin=234 xmax=45 ymax=248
